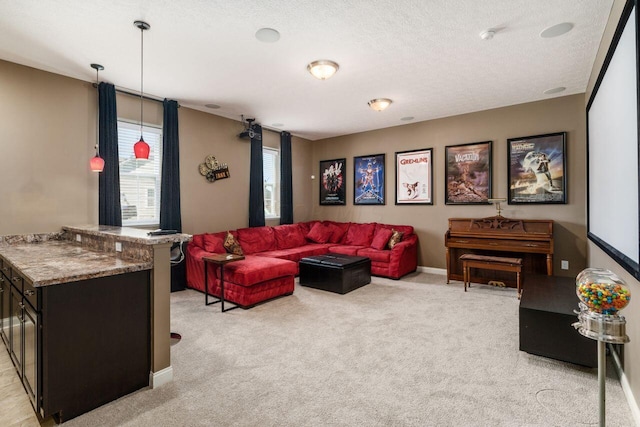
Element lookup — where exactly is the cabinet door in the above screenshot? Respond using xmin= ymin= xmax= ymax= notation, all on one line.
xmin=0 ymin=275 xmax=9 ymax=346
xmin=10 ymin=285 xmax=23 ymax=377
xmin=23 ymin=301 xmax=38 ymax=410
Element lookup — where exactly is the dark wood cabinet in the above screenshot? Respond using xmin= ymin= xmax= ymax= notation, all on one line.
xmin=0 ymin=254 xmax=151 ymax=423
xmin=445 ymin=216 xmax=554 ymax=288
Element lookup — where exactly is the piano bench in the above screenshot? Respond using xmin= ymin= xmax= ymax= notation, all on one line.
xmin=460 ymin=254 xmax=523 ymax=298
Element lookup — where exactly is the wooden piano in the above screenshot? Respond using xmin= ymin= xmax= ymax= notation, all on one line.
xmin=445 ymin=216 xmax=553 ymax=287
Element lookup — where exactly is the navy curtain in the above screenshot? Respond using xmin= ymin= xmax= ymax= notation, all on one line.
xmin=98 ymin=82 xmax=122 ymax=226
xmin=280 ymin=131 xmax=293 ymax=224
xmin=159 ymin=99 xmax=182 ymax=232
xmin=249 ymin=124 xmax=265 ymax=227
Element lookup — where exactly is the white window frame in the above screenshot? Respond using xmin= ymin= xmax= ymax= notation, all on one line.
xmin=263 ymin=147 xmax=280 ymax=220
xmin=117 ymin=120 xmax=163 ymax=227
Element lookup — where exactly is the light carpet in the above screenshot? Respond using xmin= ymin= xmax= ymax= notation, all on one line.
xmin=64 ymin=273 xmax=635 ymax=426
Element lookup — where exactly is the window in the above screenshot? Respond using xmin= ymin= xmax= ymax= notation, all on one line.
xmin=263 ymin=147 xmax=280 ymax=219
xmin=117 ymin=121 xmax=163 ymax=226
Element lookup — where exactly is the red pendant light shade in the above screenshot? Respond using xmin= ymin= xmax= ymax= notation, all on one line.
xmin=134 ymin=136 xmax=150 ymax=159
xmin=90 ymin=152 xmax=105 ymax=172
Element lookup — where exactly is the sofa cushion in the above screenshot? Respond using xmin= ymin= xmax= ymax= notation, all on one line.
xmin=387 ymin=230 xmax=404 ymax=249
xmin=343 ymin=222 xmax=376 ymax=246
xmin=356 ymin=247 xmax=392 ymax=263
xmin=273 ymin=224 xmax=307 ymax=250
xmin=191 ymin=234 xmax=205 ymax=249
xmin=374 ymin=223 xmax=414 ymax=237
xmin=224 ymin=255 xmax=297 ymax=286
xmin=328 ymin=245 xmax=364 ymax=256
xmin=299 ymin=221 xmax=319 ymax=235
xmin=306 ymin=222 xmax=333 ymax=243
xmin=324 ymin=221 xmax=349 ymax=243
xmin=371 ymin=228 xmax=393 ymax=250
xmin=237 ymin=226 xmax=276 ymax=254
xmin=224 ymin=232 xmax=244 ymax=255
xmin=204 ymin=233 xmax=226 ymax=253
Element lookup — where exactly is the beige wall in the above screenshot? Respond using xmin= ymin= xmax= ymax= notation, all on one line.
xmin=312 ymin=94 xmax=587 ymax=276
xmin=586 ymin=0 xmax=640 ymax=415
xmin=0 ymin=60 xmax=98 ymax=235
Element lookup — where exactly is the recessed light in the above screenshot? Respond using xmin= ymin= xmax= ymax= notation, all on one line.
xmin=255 ymin=28 xmax=280 ymax=43
xmin=401 ymin=116 xmax=414 ymax=121
xmin=205 ymin=104 xmax=221 ymax=109
xmin=540 ymin=23 xmax=573 ymax=38
xmin=543 ymin=87 xmax=566 ymax=95
xmin=272 ymin=123 xmax=284 ymax=127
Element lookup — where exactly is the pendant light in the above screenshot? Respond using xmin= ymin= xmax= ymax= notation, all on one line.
xmin=90 ymin=63 xmax=105 ymax=172
xmin=133 ymin=20 xmax=150 ymax=159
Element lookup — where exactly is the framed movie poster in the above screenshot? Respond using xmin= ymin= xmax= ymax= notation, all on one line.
xmin=445 ymin=141 xmax=492 ymax=204
xmin=354 ymin=153 xmax=385 ymax=205
xmin=319 ymin=158 xmax=346 ymax=205
xmin=507 ymin=132 xmax=567 ymax=204
xmin=395 ymin=148 xmax=433 ymax=205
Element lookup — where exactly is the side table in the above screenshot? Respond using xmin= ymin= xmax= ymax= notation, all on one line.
xmin=203 ymin=253 xmax=245 ymax=312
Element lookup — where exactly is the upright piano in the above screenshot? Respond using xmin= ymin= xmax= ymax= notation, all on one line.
xmin=445 ymin=216 xmax=554 ymax=287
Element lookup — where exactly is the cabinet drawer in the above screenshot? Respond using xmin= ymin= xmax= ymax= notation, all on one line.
xmin=23 ymin=280 xmax=39 ymax=311
xmin=10 ymin=270 xmax=23 ymax=292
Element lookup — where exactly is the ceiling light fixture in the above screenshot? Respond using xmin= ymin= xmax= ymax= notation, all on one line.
xmin=90 ymin=63 xmax=105 ymax=173
xmin=133 ymin=20 xmax=150 ymax=160
xmin=479 ymin=29 xmax=496 ymax=40
xmin=400 ymin=116 xmax=414 ymax=121
xmin=205 ymin=103 xmax=221 ymax=109
xmin=307 ymin=60 xmax=339 ymax=80
xmin=368 ymin=98 xmax=392 ymax=112
xmin=540 ymin=22 xmax=574 ymax=38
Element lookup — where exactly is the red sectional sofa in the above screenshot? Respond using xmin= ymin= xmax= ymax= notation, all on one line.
xmin=185 ymin=221 xmax=418 ymax=308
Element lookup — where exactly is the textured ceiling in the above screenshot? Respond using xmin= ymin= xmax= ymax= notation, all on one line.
xmin=0 ymin=0 xmax=614 ymax=140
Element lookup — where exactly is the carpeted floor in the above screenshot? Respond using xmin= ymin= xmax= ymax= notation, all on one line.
xmin=64 ymin=272 xmax=635 ymax=426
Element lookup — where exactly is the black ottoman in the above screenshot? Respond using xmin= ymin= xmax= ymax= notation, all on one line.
xmin=519 ymin=275 xmax=597 ymax=367
xmin=299 ymin=255 xmax=371 ymax=294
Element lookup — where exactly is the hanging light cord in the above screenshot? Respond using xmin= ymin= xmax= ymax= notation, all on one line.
xmin=95 ymin=66 xmax=100 ymax=153
xmin=139 ymin=24 xmax=144 ymax=141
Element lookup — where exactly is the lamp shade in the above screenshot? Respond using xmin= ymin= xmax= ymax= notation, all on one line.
xmin=134 ymin=137 xmax=150 ymax=159
xmin=307 ymin=60 xmax=339 ymax=80
xmin=90 ymin=154 xmax=105 ymax=172
xmin=368 ymin=98 xmax=392 ymax=112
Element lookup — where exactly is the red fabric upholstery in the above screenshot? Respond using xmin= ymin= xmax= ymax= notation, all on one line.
xmin=328 ymin=245 xmax=364 ymax=256
xmin=203 ymin=232 xmax=226 ymax=253
xmin=298 ymin=221 xmax=318 ymax=235
xmin=343 ymin=222 xmax=376 ymax=246
xmin=374 ymin=223 xmax=414 ymax=237
xmin=356 ymin=247 xmax=391 ymax=263
xmin=191 ymin=234 xmax=205 ymax=249
xmin=306 ymin=222 xmax=333 ymax=243
xmin=223 ymin=255 xmax=297 ymax=286
xmin=256 ymin=243 xmax=332 ymax=263
xmin=237 ymin=226 xmax=276 ymax=254
xmin=323 ymin=221 xmax=349 ymax=243
xmin=273 ymin=224 xmax=307 ymax=249
xmin=370 ymin=228 xmax=393 ymax=250
xmin=206 ymin=275 xmax=294 ymax=308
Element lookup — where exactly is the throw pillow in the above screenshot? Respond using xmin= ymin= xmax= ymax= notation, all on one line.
xmin=387 ymin=229 xmax=404 ymax=249
xmin=203 ymin=233 xmax=226 ymax=253
xmin=371 ymin=228 xmax=394 ymax=250
xmin=223 ymin=232 xmax=244 ymax=256
xmin=306 ymin=222 xmax=332 ymax=243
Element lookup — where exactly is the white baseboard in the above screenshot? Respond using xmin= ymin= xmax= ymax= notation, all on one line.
xmin=149 ymin=366 xmax=174 ymax=389
xmin=610 ymin=345 xmax=640 ymax=426
xmin=416 ymin=266 xmax=447 ymax=275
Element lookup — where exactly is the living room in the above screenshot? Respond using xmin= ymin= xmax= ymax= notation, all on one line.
xmin=1 ymin=1 xmax=639 ymax=426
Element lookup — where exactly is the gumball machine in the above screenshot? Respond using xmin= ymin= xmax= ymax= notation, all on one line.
xmin=573 ymin=268 xmax=631 ymax=427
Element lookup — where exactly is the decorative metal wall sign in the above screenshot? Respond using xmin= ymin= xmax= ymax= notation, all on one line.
xmin=199 ymin=155 xmax=230 ymax=182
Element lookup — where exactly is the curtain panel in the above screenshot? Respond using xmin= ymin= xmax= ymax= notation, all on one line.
xmin=280 ymin=131 xmax=293 ymax=224
xmin=249 ymin=125 xmax=265 ymax=227
xmin=98 ymin=82 xmax=122 ymax=226
xmin=159 ymin=99 xmax=182 ymax=232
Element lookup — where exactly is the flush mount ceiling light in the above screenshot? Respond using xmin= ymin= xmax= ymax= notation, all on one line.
xmin=205 ymin=103 xmax=221 ymax=109
xmin=479 ymin=29 xmax=496 ymax=40
xmin=133 ymin=20 xmax=150 ymax=160
xmin=90 ymin=63 xmax=105 ymax=173
xmin=540 ymin=22 xmax=574 ymax=38
xmin=400 ymin=116 xmax=414 ymax=121
xmin=368 ymin=98 xmax=392 ymax=112
xmin=543 ymin=86 xmax=566 ymax=95
xmin=307 ymin=60 xmax=339 ymax=80
xmin=255 ymin=28 xmax=280 ymax=43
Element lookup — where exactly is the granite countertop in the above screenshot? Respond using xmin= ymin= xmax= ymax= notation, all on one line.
xmin=0 ymin=240 xmax=152 ymax=287
xmin=63 ymin=225 xmax=191 ymax=245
